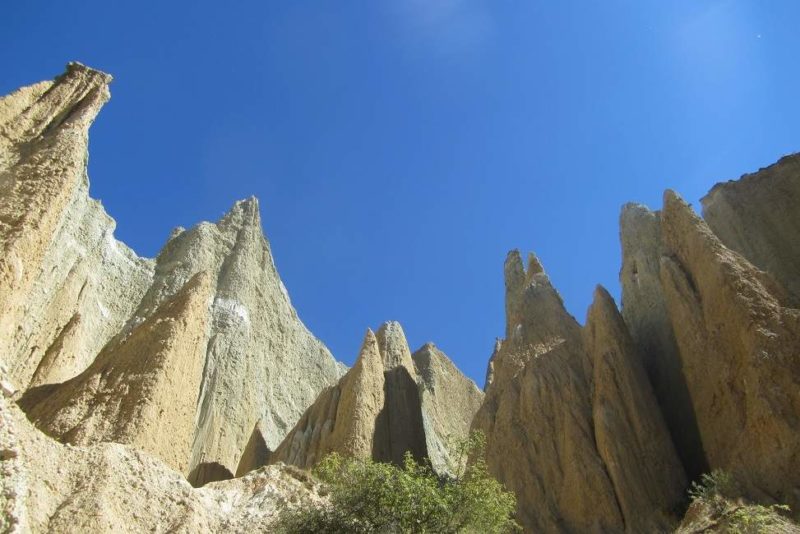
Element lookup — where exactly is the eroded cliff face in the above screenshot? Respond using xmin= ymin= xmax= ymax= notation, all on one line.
xmin=619 ymin=204 xmax=708 ymax=480
xmin=268 ymin=322 xmax=483 ymax=475
xmin=617 ymin=181 xmax=800 ymax=514
xmin=0 ymin=63 xmax=155 ymax=390
xmin=0 ymin=64 xmax=344 ymax=487
xmin=473 ymin=252 xmax=686 ymax=532
xmin=3 ymin=64 xmax=800 ymax=534
xmin=1 ymin=389 xmax=325 ymax=533
xmin=660 ymin=190 xmax=800 ymax=510
xmin=701 ymin=154 xmax=800 ymax=300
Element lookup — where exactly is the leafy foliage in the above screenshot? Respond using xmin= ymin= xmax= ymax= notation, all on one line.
xmin=274 ymin=431 xmax=519 ymax=533
xmin=688 ymin=469 xmax=738 ymax=504
xmin=727 ymin=503 xmax=792 ymax=534
xmin=686 ymin=470 xmax=794 ymax=533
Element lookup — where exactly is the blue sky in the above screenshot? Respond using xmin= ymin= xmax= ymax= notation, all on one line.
xmin=3 ymin=2 xmax=799 ymax=386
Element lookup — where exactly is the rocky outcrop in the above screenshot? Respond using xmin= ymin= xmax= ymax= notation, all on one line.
xmin=1 ymin=64 xmax=345 ymax=486
xmin=659 ymin=190 xmax=800 ymax=509
xmin=413 ymin=342 xmax=484 ymax=475
xmin=585 ymin=286 xmax=687 ymax=532
xmin=269 ymin=322 xmax=482 ymax=475
xmin=19 ymin=272 xmax=213 ymax=476
xmin=372 ymin=321 xmax=428 ymax=465
xmin=473 ymin=251 xmax=685 ymax=532
xmin=5 ymin=63 xmax=800 ymax=533
xmin=142 ymin=195 xmax=345 ymax=484
xmin=1 ymin=390 xmax=325 ymax=533
xmin=701 ymin=154 xmax=800 ymax=300
xmin=619 ymin=204 xmax=708 ymax=479
xmin=270 ymin=329 xmax=386 ymax=468
xmin=0 ymin=63 xmax=154 ymax=390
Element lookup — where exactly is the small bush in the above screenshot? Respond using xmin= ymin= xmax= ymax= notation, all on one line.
xmin=685 ymin=470 xmax=794 ymax=533
xmin=727 ymin=503 xmax=792 ymax=534
xmin=688 ymin=469 xmax=738 ymax=504
xmin=274 ymin=431 xmax=519 ymax=533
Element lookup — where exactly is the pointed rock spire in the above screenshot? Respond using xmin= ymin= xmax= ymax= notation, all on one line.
xmin=0 ymin=64 xmax=153 ymax=390
xmin=619 ymin=202 xmax=707 ymax=479
xmin=702 ymin=153 xmax=800 ymax=300
xmin=269 ymin=329 xmax=386 ymax=468
xmin=659 ymin=189 xmax=800 ymax=510
xmin=584 ymin=285 xmax=686 ymax=532
xmin=503 ymin=249 xmax=579 ymax=348
xmin=19 ymin=272 xmax=214 ymax=476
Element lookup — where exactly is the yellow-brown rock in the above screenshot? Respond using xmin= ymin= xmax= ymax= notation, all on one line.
xmin=619 ymin=204 xmax=708 ymax=480
xmin=1 ymin=391 xmax=325 ymax=533
xmin=0 ymin=63 xmax=154 ymax=390
xmin=270 ymin=329 xmax=386 ymax=468
xmin=19 ymin=272 xmax=213 ymax=475
xmin=1 ymin=65 xmax=345 ymax=486
xmin=701 ymin=153 xmax=800 ymax=300
xmin=585 ymin=286 xmax=686 ymax=532
xmin=660 ymin=190 xmax=800 ymax=509
xmin=269 ymin=322 xmax=482 ymax=475
xmin=473 ymin=251 xmax=685 ymax=532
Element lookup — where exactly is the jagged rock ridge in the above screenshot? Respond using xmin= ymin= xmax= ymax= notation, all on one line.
xmin=268 ymin=321 xmax=483 ymax=476
xmin=473 ymin=251 xmax=686 ymax=532
xmin=1 ymin=389 xmax=325 ymax=533
xmin=0 ymin=64 xmax=345 ymax=486
xmin=2 ymin=64 xmax=800 ymax=534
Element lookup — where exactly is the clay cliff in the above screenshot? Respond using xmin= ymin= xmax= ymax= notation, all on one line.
xmin=2 ymin=64 xmax=800 ymax=534
xmin=472 ymin=252 xmax=686 ymax=532
xmin=268 ymin=322 xmax=484 ymax=476
xmin=1 ymin=389 xmax=325 ymax=533
xmin=1 ymin=63 xmax=344 ymax=486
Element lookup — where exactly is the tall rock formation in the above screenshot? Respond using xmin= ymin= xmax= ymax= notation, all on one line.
xmin=0 ymin=64 xmax=344 ymax=486
xmin=473 ymin=251 xmax=685 ymax=532
xmin=659 ymin=190 xmax=800 ymax=509
xmin=1 ymin=388 xmax=326 ymax=533
xmin=4 ymin=64 xmax=800 ymax=533
xmin=619 ymin=204 xmax=708 ymax=479
xmin=269 ymin=321 xmax=483 ymax=475
xmin=701 ymin=154 xmax=800 ymax=300
xmin=0 ymin=63 xmax=154 ymax=390
xmin=136 ymin=195 xmax=345 ymax=485
xmin=585 ymin=286 xmax=687 ymax=532
xmin=19 ymin=272 xmax=213 ymax=476
xmin=413 ymin=342 xmax=484 ymax=475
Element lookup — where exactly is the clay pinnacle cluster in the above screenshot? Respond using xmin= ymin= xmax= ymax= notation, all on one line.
xmin=2 ymin=64 xmax=800 ymax=533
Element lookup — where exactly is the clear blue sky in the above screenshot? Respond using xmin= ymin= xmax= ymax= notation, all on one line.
xmin=3 ymin=2 xmax=799 ymax=386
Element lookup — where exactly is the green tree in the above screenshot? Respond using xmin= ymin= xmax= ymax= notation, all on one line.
xmin=275 ymin=431 xmax=519 ymax=533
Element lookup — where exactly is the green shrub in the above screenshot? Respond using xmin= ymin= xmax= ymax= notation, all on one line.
xmin=274 ymin=431 xmax=519 ymax=533
xmin=688 ymin=469 xmax=738 ymax=503
xmin=727 ymin=503 xmax=792 ymax=534
xmin=686 ymin=470 xmax=793 ymax=533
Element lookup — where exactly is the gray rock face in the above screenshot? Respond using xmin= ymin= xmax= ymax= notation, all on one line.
xmin=413 ymin=342 xmax=484 ymax=475
xmin=269 ymin=322 xmax=483 ymax=476
xmin=0 ymin=64 xmax=344 ymax=486
xmin=702 ymin=154 xmax=800 ymax=300
xmin=0 ymin=63 xmax=154 ymax=390
xmin=134 ymin=196 xmax=346 ymax=483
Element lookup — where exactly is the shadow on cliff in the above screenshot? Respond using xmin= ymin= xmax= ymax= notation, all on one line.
xmin=372 ymin=366 xmax=428 ymax=466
